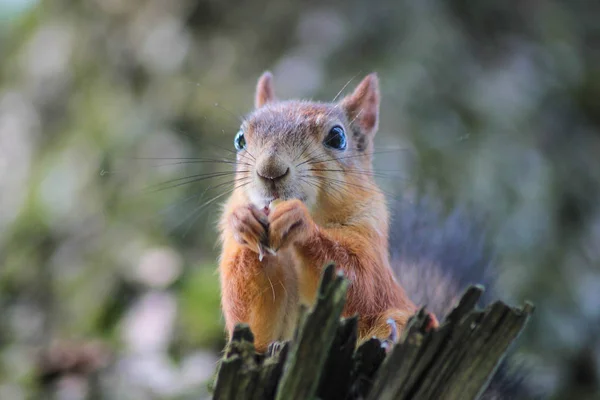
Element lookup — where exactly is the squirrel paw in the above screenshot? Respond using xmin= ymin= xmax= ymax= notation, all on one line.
xmin=268 ymin=199 xmax=315 ymax=251
xmin=229 ymin=204 xmax=269 ymax=255
xmin=380 ymin=313 xmax=439 ymax=353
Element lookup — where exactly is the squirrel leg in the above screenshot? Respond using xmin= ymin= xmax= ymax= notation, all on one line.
xmin=362 ymin=309 xmax=440 ymax=352
xmin=220 ymin=245 xmax=298 ymax=352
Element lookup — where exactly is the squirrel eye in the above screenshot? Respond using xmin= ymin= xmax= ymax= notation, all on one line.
xmin=324 ymin=125 xmax=347 ymax=150
xmin=234 ymin=130 xmax=246 ymax=151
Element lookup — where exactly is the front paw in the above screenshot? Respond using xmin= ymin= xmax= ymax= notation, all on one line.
xmin=229 ymin=204 xmax=269 ymax=254
xmin=268 ymin=199 xmax=315 ymax=251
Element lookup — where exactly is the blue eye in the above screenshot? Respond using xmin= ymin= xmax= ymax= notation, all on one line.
xmin=324 ymin=125 xmax=347 ymax=150
xmin=234 ymin=130 xmax=246 ymax=151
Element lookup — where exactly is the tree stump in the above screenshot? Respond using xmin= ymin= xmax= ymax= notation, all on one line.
xmin=212 ymin=264 xmax=533 ymax=400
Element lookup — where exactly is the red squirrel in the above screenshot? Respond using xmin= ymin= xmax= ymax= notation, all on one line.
xmin=218 ymin=72 xmax=438 ymax=352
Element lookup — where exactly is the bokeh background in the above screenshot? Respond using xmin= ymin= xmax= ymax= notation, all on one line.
xmin=1 ymin=0 xmax=599 ymax=398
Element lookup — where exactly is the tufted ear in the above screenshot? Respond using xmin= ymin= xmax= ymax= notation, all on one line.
xmin=340 ymin=73 xmax=380 ymax=136
xmin=255 ymin=71 xmax=276 ymax=109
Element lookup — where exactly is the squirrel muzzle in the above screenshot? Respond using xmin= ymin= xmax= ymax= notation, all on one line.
xmin=256 ymin=154 xmax=290 ymax=184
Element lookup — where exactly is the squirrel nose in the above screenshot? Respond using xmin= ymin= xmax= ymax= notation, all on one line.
xmin=257 ymin=166 xmax=290 ymax=182
xmin=256 ymin=158 xmax=290 ymax=182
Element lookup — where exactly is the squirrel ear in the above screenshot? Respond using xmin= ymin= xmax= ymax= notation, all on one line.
xmin=340 ymin=73 xmax=380 ymax=135
xmin=255 ymin=71 xmax=276 ymax=109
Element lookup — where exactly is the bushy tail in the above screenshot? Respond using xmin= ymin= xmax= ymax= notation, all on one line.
xmin=389 ymin=196 xmax=529 ymax=399
xmin=389 ymin=197 xmax=497 ymax=316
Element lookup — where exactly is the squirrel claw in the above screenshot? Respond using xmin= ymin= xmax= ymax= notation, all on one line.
xmin=386 ymin=318 xmax=398 ymax=343
xmin=258 ymin=243 xmax=277 ymax=261
xmin=380 ymin=318 xmax=398 ymax=353
xmin=267 ymin=341 xmax=284 ymax=357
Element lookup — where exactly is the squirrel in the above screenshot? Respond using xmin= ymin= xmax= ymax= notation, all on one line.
xmin=216 ymin=71 xmax=529 ymax=398
xmin=217 ymin=71 xmax=439 ymax=353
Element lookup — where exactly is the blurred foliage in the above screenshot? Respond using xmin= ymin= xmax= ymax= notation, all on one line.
xmin=178 ymin=265 xmax=223 ymax=350
xmin=0 ymin=0 xmax=599 ymax=398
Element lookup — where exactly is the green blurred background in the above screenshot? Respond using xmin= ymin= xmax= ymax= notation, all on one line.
xmin=1 ymin=0 xmax=599 ymax=398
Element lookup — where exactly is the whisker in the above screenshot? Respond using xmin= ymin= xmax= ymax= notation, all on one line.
xmin=240 ymin=148 xmax=256 ymax=163
xmin=171 ymin=123 xmax=256 ymax=163
xmin=158 ymin=191 xmax=209 ymax=216
xmin=178 ymin=180 xmax=252 ymax=237
xmin=278 ymin=279 xmax=288 ymax=299
xmin=349 ymin=108 xmax=364 ymax=125
xmin=147 ymin=159 xmax=251 ymax=168
xmin=296 ymin=140 xmax=326 ymax=167
xmin=323 ymin=72 xmax=364 ymax=120
xmin=331 ymin=72 xmax=362 ymax=103
xmin=304 ymin=174 xmax=376 ymax=194
xmin=192 ymin=175 xmax=251 ymax=205
xmin=296 ymin=147 xmax=334 ymax=168
xmin=295 ymin=141 xmax=345 ymax=169
xmin=304 ymin=168 xmax=410 ymax=180
xmin=144 ymin=171 xmax=247 ymax=193
xmin=299 ymin=176 xmax=345 ymax=204
xmin=371 ymin=146 xmax=414 ymax=151
xmin=171 ymin=128 xmax=197 ymax=143
xmin=160 ymin=176 xmax=250 ymax=217
xmin=299 ymin=148 xmax=411 ymax=167
xmin=305 ymin=173 xmax=404 ymax=201
xmin=214 ymin=135 xmax=257 ymax=163
xmin=301 ymin=175 xmax=360 ymax=203
xmin=309 ymin=167 xmax=408 ymax=174
xmin=134 ymin=156 xmax=241 ymax=164
xmin=214 ymin=102 xmax=246 ymax=124
xmin=293 ymin=135 xmax=318 ymax=164
xmin=126 ymin=175 xmax=250 ymax=231
xmin=374 ymin=134 xmax=468 ymax=152
xmin=267 ymin=275 xmax=275 ymax=302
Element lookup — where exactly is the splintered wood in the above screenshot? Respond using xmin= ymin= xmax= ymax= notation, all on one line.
xmin=212 ymin=264 xmax=533 ymax=400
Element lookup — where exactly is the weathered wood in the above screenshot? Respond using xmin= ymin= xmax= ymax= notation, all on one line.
xmin=275 ymin=263 xmax=349 ymax=400
xmin=348 ymin=338 xmax=387 ymax=399
xmin=250 ymin=343 xmax=289 ymax=400
xmin=211 ymin=266 xmax=533 ymax=400
xmin=367 ymin=287 xmax=533 ymax=400
xmin=317 ymin=316 xmax=358 ymax=400
xmin=213 ymin=324 xmax=259 ymax=400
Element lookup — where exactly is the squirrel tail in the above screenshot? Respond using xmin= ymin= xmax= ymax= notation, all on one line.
xmin=389 ymin=196 xmax=530 ymax=399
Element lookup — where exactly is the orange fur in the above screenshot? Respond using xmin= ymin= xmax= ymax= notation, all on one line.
xmin=220 ymin=197 xmax=299 ymax=351
xmin=218 ymin=72 xmax=434 ymax=352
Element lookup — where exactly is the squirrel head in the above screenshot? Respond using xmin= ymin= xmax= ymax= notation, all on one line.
xmin=233 ymin=71 xmax=382 ymax=213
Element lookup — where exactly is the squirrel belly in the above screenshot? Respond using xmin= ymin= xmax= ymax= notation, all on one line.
xmin=219 ymin=192 xmax=299 ymax=351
